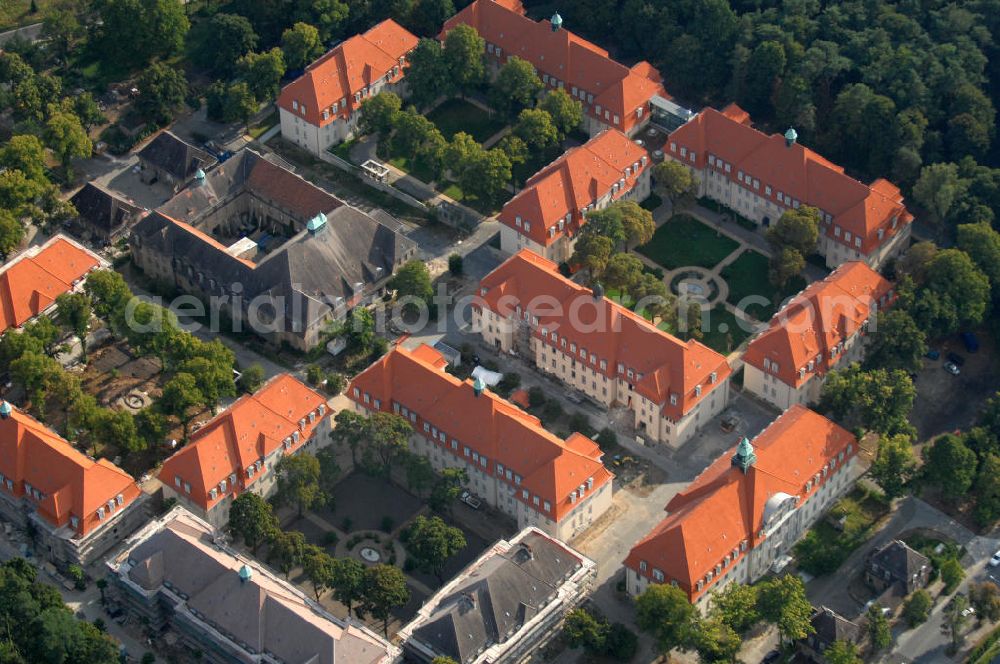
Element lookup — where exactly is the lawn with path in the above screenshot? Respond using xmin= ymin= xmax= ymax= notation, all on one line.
xmin=637 ymin=214 xmax=740 ymax=270
xmin=720 ymin=249 xmax=806 ymax=321
xmin=698 ymin=306 xmax=753 ymax=354
xmin=426 ymin=98 xmax=505 ymax=142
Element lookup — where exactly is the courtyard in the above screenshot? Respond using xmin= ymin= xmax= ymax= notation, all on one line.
xmin=720 ymin=249 xmax=805 ymax=321
xmin=637 ymin=214 xmax=740 ymax=270
xmin=425 ymin=98 xmax=505 ymax=143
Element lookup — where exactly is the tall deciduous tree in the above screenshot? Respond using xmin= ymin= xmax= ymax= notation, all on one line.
xmin=403 ymin=39 xmax=451 ymax=109
xmin=159 ymin=372 xmax=203 ymax=440
xmin=282 ymin=22 xmax=323 ymax=71
xmin=237 ymin=48 xmax=286 ymax=101
xmin=44 ymin=109 xmax=91 ymax=176
xmin=442 ymin=25 xmax=484 ymax=96
xmin=228 ymin=492 xmax=278 ymax=554
xmin=635 ymin=584 xmax=697 ymax=654
xmin=867 ymin=603 xmax=891 ymax=651
xmin=710 ymin=582 xmax=760 ymax=634
xmin=330 ymin=557 xmax=366 ymax=617
xmin=756 ymin=575 xmax=814 ymax=644
xmin=267 ymin=530 xmax=307 ymax=578
xmin=865 ymin=310 xmax=927 ymax=373
xmin=514 ymin=108 xmax=559 ymax=152
xmin=654 ymin=160 xmax=698 ymax=210
xmin=388 ymin=260 xmax=433 ymax=308
xmin=925 ymin=433 xmax=978 ymax=501
xmin=360 ymin=92 xmax=403 ymax=138
xmin=190 ymin=13 xmax=258 ymax=76
xmin=362 ymin=564 xmax=410 ymax=636
xmin=538 ymin=88 xmax=583 ymax=138
xmin=404 ymin=515 xmax=466 ymax=584
xmin=332 ymin=409 xmax=368 ymax=467
xmin=301 ymin=545 xmax=334 ymax=600
xmin=870 ymin=434 xmax=916 ymax=500
xmin=489 ymin=56 xmax=541 ymax=120
xmin=275 ymin=453 xmax=323 ymax=516
xmin=824 ymin=640 xmax=862 ymax=664
xmin=136 ymin=62 xmax=188 ymax=126
xmin=570 ymin=234 xmax=614 ymax=282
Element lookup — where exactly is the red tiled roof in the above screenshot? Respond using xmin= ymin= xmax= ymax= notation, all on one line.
xmin=744 ymin=262 xmax=894 ymax=388
xmin=476 ymin=250 xmax=731 ymax=420
xmin=0 ymin=404 xmax=140 ymax=537
xmin=499 ymin=129 xmax=648 ymax=246
xmin=158 ymin=375 xmax=329 ymax=511
xmin=348 ymin=344 xmax=613 ymax=522
xmin=443 ymin=1 xmax=668 ymax=133
xmin=277 ymin=19 xmax=418 ymax=128
xmin=624 ymin=405 xmax=857 ymax=601
xmin=669 ymin=105 xmax=913 ymax=255
xmin=0 ymin=235 xmax=102 ymax=334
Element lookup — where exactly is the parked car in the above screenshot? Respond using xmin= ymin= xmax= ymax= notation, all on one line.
xmin=460 ymin=490 xmax=482 ymax=510
xmin=989 ymin=550 xmax=1000 ymax=567
xmin=944 ymin=362 xmax=961 ymax=375
xmin=925 ymin=349 xmax=940 ymax=360
xmin=947 ymin=352 xmax=965 ymax=366
xmin=962 ymin=332 xmax=980 ymax=353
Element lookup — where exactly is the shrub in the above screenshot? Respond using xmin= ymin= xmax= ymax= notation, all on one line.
xmin=940 ymin=557 xmax=965 ymax=593
xmin=903 ymin=589 xmax=933 ymax=627
xmin=528 ymin=386 xmax=547 ymax=408
xmin=322 ymin=531 xmax=339 ymax=547
xmin=604 ymin=623 xmax=638 ymax=660
xmin=306 ymin=364 xmax=325 ymax=386
xmin=597 ymin=428 xmax=618 ymax=451
xmin=541 ymin=400 xmax=564 ymax=424
xmin=568 ymin=411 xmax=593 ymax=436
xmin=325 ymin=372 xmax=345 ymax=395
xmin=448 ymin=253 xmax=464 ymax=276
xmin=341 ymin=517 xmax=353 ymax=532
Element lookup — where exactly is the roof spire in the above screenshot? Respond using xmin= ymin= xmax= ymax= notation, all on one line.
xmin=551 ymin=11 xmax=563 ymax=31
xmin=731 ymin=436 xmax=756 ymax=473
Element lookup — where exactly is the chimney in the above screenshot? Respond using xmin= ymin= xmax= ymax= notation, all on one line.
xmin=784 ymin=127 xmax=798 ymax=148
xmin=550 ymin=11 xmax=563 ymax=31
xmin=0 ymin=402 xmax=10 ymax=420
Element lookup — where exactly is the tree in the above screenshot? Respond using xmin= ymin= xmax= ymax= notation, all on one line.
xmin=870 ymin=434 xmax=916 ymax=500
xmin=757 ymin=575 xmax=814 ymax=643
xmin=974 ymin=454 xmax=1000 ymax=527
xmin=404 ymin=455 xmax=435 ymax=497
xmin=0 ymin=135 xmax=47 ymax=185
xmin=767 ymin=245 xmax=804 ymax=289
xmin=83 ymin=270 xmax=132 ymax=320
xmin=693 ymin=618 xmax=741 ymax=664
xmin=943 ymin=592 xmax=969 ymax=652
xmin=54 ymin=293 xmax=91 ymax=360
xmin=925 ymin=433 xmax=978 ymax=501
xmin=564 ymin=608 xmax=606 ymax=652
xmin=570 ymin=234 xmax=613 ymax=281
xmin=443 ymin=25 xmax=484 ymax=96
xmin=767 ymin=206 xmax=820 ymax=256
xmin=903 ymin=589 xmax=932 ymax=626
xmin=490 ymin=56 xmax=541 ymax=120
xmin=158 ymin=372 xmax=203 ymax=440
xmin=654 ymin=160 xmax=699 ymax=209
xmin=539 ymin=88 xmax=583 ymax=138
xmin=96 ymin=0 xmax=189 ymax=70
xmin=332 ymin=409 xmax=368 ymax=467
xmin=190 ymin=13 xmax=258 ymax=76
xmin=135 ymin=62 xmax=188 ymax=126
xmin=362 ymin=564 xmax=410 ymax=636
xmin=267 ymin=530 xmax=307 ymax=578
xmin=409 ymin=0 xmax=455 ymax=36
xmin=0 ymin=211 xmax=24 ymax=261
xmin=0 ymin=169 xmax=48 ymax=219
xmin=461 ymin=148 xmax=512 ymax=206
xmin=388 ymin=260 xmax=433 ymax=307
xmin=820 ymin=364 xmax=915 ymax=436
xmin=44 ymin=109 xmax=91 ymax=176
xmin=359 ymin=92 xmax=403 ymax=138
xmin=499 ymin=135 xmax=529 ymax=178
xmin=867 ymin=603 xmax=891 ymax=651
xmin=275 ymin=453 xmax=323 ymax=516
xmin=405 ymin=515 xmax=466 ymax=584
xmin=241 ymin=364 xmax=266 ymax=393
xmin=302 ymin=546 xmax=335 ymax=600
xmin=448 ymin=253 xmax=463 ymax=276
xmin=362 ymin=411 xmax=413 ymax=476
xmin=206 ymin=80 xmax=258 ymax=127
xmin=10 ymin=351 xmax=60 ymax=416
xmin=940 ymin=557 xmax=965 ymax=594
xmin=330 ymin=557 xmax=366 ymax=617
xmin=824 ymin=640 xmax=862 ymax=664
xmin=865 ymin=310 xmax=926 ymax=373
xmin=710 ymin=582 xmax=760 ymax=634
xmin=73 ymin=93 xmax=105 ymax=133
xmin=742 ymin=40 xmax=786 ymax=117
xmin=403 ymin=39 xmax=450 ymax=109
xmin=237 ymin=48 xmax=286 ymax=100
xmin=635 ymin=584 xmax=697 ymax=653
xmin=970 ymin=582 xmax=1000 ymax=622
xmin=97 ymin=409 xmax=142 ymax=454
xmin=429 ymin=467 xmax=467 ymax=513
xmin=228 ymin=492 xmax=278 ymax=554
xmin=42 ymin=8 xmax=81 ymax=62
xmin=603 ymin=253 xmax=644 ymax=295
xmin=922 ymin=248 xmax=991 ymax=335
xmin=282 ymin=22 xmax=323 ymax=70
xmin=957 ymin=222 xmax=1000 ymax=297
xmin=514 ymin=108 xmax=559 ymax=152
xmin=912 ymin=162 xmax=967 ymax=228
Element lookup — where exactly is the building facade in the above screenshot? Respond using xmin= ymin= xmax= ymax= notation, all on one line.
xmin=474 ymin=250 xmax=731 ymax=448
xmin=398 ymin=527 xmax=596 ymax=664
xmin=443 ymin=0 xmax=668 ymax=138
xmin=108 ymin=506 xmax=396 ymax=664
xmin=158 ymin=375 xmax=332 ymax=530
xmin=348 ymin=344 xmax=614 ymax=542
xmin=0 ymin=402 xmax=148 ymax=568
xmin=498 ymin=129 xmax=651 ymax=261
xmin=743 ymin=262 xmax=895 ymax=410
xmin=0 ymin=234 xmax=107 ymax=335
xmin=624 ymin=405 xmax=858 ymax=610
xmin=667 ymin=104 xmax=913 ymax=269
xmin=278 ymin=19 xmax=418 ymax=154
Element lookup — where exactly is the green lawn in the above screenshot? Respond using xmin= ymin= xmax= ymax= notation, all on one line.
xmin=794 ymin=488 xmax=890 ymax=576
xmin=426 ymin=98 xmax=506 ymax=142
xmin=388 ymin=154 xmax=437 ymax=183
xmin=248 ymin=111 xmax=279 ymax=139
xmin=440 ymin=180 xmax=506 ymax=216
xmin=720 ymin=250 xmax=807 ymax=321
xmin=698 ymin=306 xmax=753 ymax=354
xmin=0 ymin=0 xmax=59 ymax=29
xmin=636 ymin=214 xmax=740 ymax=270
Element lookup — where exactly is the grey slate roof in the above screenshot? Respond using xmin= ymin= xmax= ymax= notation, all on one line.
xmin=810 ymin=606 xmax=861 ymax=648
xmin=124 ymin=511 xmax=391 ymax=664
xmin=411 ymin=532 xmax=582 ymax=664
xmin=70 ymin=182 xmax=143 ymax=237
xmin=868 ymin=540 xmax=930 ymax=585
xmin=138 ymin=131 xmax=215 ymax=182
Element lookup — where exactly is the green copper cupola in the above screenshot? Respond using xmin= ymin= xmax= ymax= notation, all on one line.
xmin=732 ymin=436 xmax=756 ymax=473
xmin=551 ymin=12 xmax=563 ymax=31
xmin=784 ymin=127 xmax=798 ymax=148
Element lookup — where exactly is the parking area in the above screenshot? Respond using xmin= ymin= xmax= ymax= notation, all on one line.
xmin=912 ymin=333 xmax=1000 ymax=442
